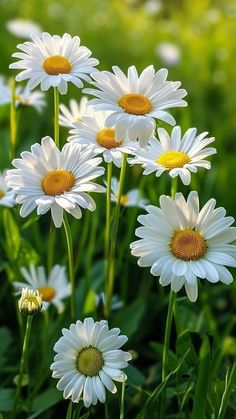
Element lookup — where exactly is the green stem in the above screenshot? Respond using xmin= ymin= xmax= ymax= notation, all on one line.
xmin=54 ymin=87 xmax=60 ymax=148
xmin=47 ymin=220 xmax=56 ymax=272
xmin=120 ymin=380 xmax=126 ymax=419
xmin=11 ymin=315 xmax=33 ymax=418
xmin=162 ymin=290 xmax=176 ymax=381
xmin=171 ymin=177 xmax=178 ymax=198
xmin=218 ymin=362 xmax=236 ymax=419
xmin=105 ymin=154 xmax=127 ymax=317
xmin=10 ymin=78 xmax=17 ymax=161
xmin=105 ymin=162 xmax=112 ymax=260
xmin=105 ymin=399 xmax=110 ymax=419
xmin=63 ymin=214 xmax=75 ymax=320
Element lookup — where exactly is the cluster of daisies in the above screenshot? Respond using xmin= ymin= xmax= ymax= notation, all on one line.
xmin=2 ymin=32 xmax=235 ymax=408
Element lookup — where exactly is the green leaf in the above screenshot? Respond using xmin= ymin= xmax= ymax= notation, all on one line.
xmin=112 ymin=298 xmax=145 ymax=338
xmin=0 ymin=388 xmax=14 ymax=412
xmin=3 ymin=209 xmax=21 ymax=262
xmin=28 ymin=388 xmax=62 ymax=419
xmin=191 ymin=336 xmax=211 ymax=419
xmin=135 ymin=350 xmax=190 ymax=419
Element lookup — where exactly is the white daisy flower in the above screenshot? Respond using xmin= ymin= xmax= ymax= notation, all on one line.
xmin=15 ymin=85 xmax=46 ymax=112
xmin=0 ymin=170 xmax=15 ymax=208
xmin=50 ymin=317 xmax=132 ymax=407
xmin=6 ymin=136 xmax=105 ymax=228
xmin=0 ymin=77 xmax=45 ymax=112
xmin=10 ymin=32 xmax=99 ymax=95
xmin=68 ymin=109 xmax=138 ymax=168
xmin=59 ymin=97 xmax=91 ymax=128
xmin=155 ymin=42 xmax=181 ymax=66
xmin=6 ymin=19 xmax=42 ymax=39
xmin=83 ymin=65 xmax=187 ymax=147
xmin=129 ymin=126 xmax=216 ymax=185
xmin=14 ymin=264 xmax=70 ymax=313
xmin=109 ymin=177 xmax=148 ymax=209
xmin=130 ymin=191 xmax=236 ymax=302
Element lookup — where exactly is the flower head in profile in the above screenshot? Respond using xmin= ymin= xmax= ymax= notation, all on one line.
xmin=109 ymin=177 xmax=148 ymax=209
xmin=0 ymin=77 xmax=45 ymax=112
xmin=68 ymin=109 xmax=138 ymax=167
xmin=6 ymin=136 xmax=105 ymax=228
xmin=129 ymin=126 xmax=216 ymax=185
xmin=6 ymin=19 xmax=42 ymax=39
xmin=59 ymin=97 xmax=91 ymax=128
xmin=83 ymin=65 xmax=187 ymax=147
xmin=50 ymin=318 xmax=132 ymax=407
xmin=18 ymin=288 xmax=42 ymax=316
xmin=130 ymin=191 xmax=236 ymax=302
xmin=0 ymin=170 xmax=15 ymax=208
xmin=10 ymin=32 xmax=99 ymax=95
xmin=14 ymin=264 xmax=70 ymax=312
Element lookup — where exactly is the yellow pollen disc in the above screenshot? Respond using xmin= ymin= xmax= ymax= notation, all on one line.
xmin=38 ymin=286 xmax=56 ymax=302
xmin=118 ymin=93 xmax=152 ymax=115
xmin=0 ymin=190 xmax=4 ymax=199
xmin=170 ymin=230 xmax=207 ymax=261
xmin=76 ymin=346 xmax=104 ymax=376
xmin=157 ymin=151 xmax=191 ymax=169
xmin=42 ymin=55 xmax=72 ymax=75
xmin=117 ymin=194 xmax=128 ymax=205
xmin=96 ymin=128 xmax=122 ymax=149
xmin=42 ymin=170 xmax=75 ymax=196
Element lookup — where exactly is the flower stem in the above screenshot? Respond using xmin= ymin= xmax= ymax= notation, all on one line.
xmin=160 ymin=177 xmax=178 ymax=416
xmin=105 ymin=162 xmax=112 ymax=260
xmin=63 ymin=214 xmax=75 ymax=320
xmin=105 ymin=399 xmax=110 ymax=419
xmin=120 ymin=380 xmax=126 ymax=419
xmin=162 ymin=290 xmax=176 ymax=381
xmin=105 ymin=154 xmax=127 ymax=317
xmin=10 ymin=78 xmax=17 ymax=161
xmin=11 ymin=315 xmax=33 ymax=418
xmin=47 ymin=220 xmax=56 ymax=272
xmin=54 ymin=87 xmax=60 ymax=148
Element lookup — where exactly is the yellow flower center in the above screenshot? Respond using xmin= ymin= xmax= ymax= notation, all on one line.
xmin=42 ymin=170 xmax=75 ymax=196
xmin=116 ymin=194 xmax=128 ymax=205
xmin=96 ymin=128 xmax=122 ymax=149
xmin=0 ymin=189 xmax=4 ymax=199
xmin=76 ymin=346 xmax=104 ymax=376
xmin=42 ymin=55 xmax=72 ymax=75
xmin=170 ymin=230 xmax=207 ymax=261
xmin=118 ymin=93 xmax=152 ymax=115
xmin=38 ymin=286 xmax=56 ymax=302
xmin=157 ymin=151 xmax=191 ymax=169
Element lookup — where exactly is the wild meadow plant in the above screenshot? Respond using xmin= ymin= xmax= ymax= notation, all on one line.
xmin=0 ymin=31 xmax=236 ymax=418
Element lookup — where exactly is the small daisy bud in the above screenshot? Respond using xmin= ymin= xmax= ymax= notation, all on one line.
xmin=18 ymin=288 xmax=42 ymax=315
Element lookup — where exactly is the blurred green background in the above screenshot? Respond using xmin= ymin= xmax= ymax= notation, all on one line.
xmin=1 ymin=0 xmax=236 ymax=213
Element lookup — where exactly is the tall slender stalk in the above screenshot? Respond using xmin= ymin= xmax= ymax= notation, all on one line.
xmin=54 ymin=87 xmax=60 ymax=148
xmin=160 ymin=177 xmax=178 ymax=417
xmin=47 ymin=220 xmax=56 ymax=272
xmin=162 ymin=290 xmax=176 ymax=381
xmin=105 ymin=162 xmax=112 ymax=260
xmin=105 ymin=154 xmax=127 ymax=317
xmin=10 ymin=78 xmax=17 ymax=161
xmin=63 ymin=214 xmax=75 ymax=320
xmin=120 ymin=380 xmax=126 ymax=419
xmin=11 ymin=315 xmax=33 ymax=418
